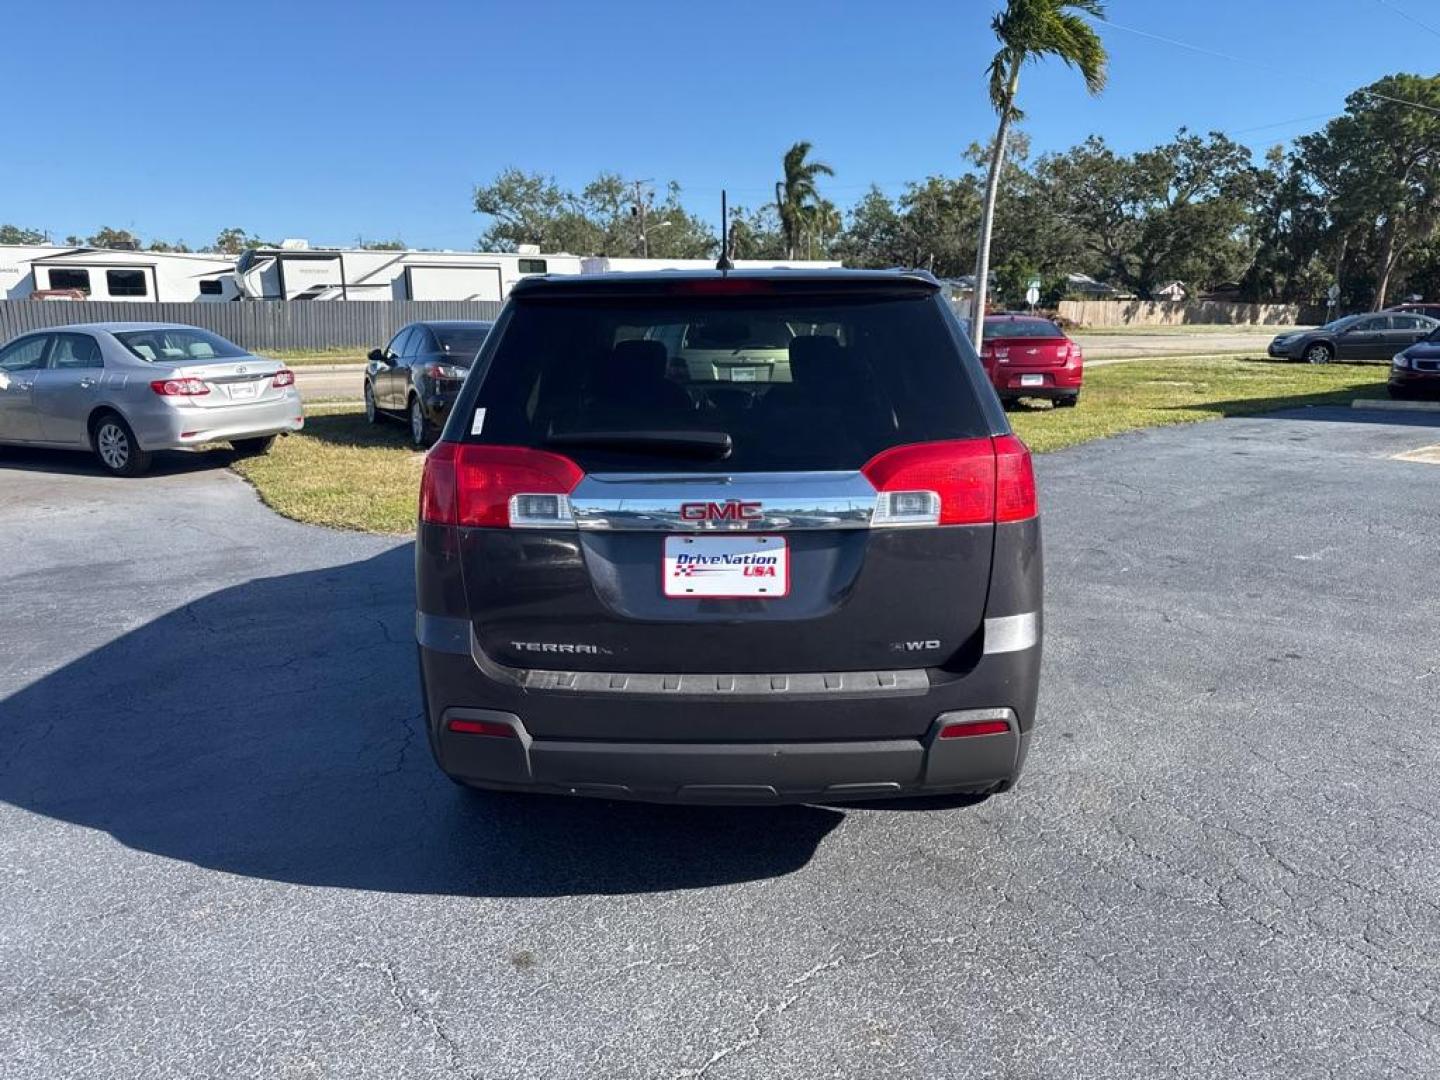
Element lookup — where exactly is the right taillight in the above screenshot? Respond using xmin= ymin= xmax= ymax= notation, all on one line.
xmin=993 ymin=434 xmax=1037 ymax=522
xmin=862 ymin=436 xmax=1036 ymax=527
xmin=420 ymin=443 xmax=584 ymax=528
xmin=863 ymin=439 xmax=995 ymax=526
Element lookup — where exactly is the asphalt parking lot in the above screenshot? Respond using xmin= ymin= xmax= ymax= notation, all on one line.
xmin=3 ymin=407 xmax=1438 ymax=1079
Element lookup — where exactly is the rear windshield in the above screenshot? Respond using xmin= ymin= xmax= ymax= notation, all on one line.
xmin=434 ymin=325 xmax=492 ymax=363
xmin=467 ymin=293 xmax=987 ymax=472
xmin=113 ymin=327 xmax=248 ymax=363
xmin=984 ymin=318 xmax=1064 ymax=339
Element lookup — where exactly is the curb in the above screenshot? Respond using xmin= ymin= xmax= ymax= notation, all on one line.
xmin=1351 ymin=398 xmax=1440 ymax=413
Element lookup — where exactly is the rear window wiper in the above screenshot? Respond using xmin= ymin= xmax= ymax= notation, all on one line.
xmin=544 ymin=430 xmax=733 ymax=458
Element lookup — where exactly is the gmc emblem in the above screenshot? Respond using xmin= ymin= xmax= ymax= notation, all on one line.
xmin=679 ymin=500 xmax=763 ymax=522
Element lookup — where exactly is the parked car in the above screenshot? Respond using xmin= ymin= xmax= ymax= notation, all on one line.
xmin=1385 ymin=302 xmax=1440 ymax=321
xmin=0 ymin=322 xmax=302 ymax=476
xmin=416 ymin=269 xmax=1042 ymax=804
xmin=1390 ymin=325 xmax=1440 ymax=398
xmin=1267 ymin=312 xmax=1438 ymax=363
xmin=364 ymin=320 xmax=494 ymax=446
xmin=979 ymin=314 xmax=1083 ymax=407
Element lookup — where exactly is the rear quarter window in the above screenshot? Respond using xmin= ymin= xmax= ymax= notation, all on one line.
xmin=465 ymin=291 xmax=989 ymax=472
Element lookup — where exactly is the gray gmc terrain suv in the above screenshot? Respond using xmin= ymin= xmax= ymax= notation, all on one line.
xmin=415 ymin=269 xmax=1043 ymax=803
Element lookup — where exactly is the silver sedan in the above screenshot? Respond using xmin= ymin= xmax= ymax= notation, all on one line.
xmin=0 ymin=322 xmax=304 ymax=475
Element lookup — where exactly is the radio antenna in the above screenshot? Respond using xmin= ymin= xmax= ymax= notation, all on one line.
xmin=716 ymin=189 xmax=733 ymax=273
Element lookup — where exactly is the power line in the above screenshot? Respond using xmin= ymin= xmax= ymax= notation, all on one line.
xmin=1086 ymin=14 xmax=1440 ymax=117
xmin=1372 ymin=0 xmax=1440 ymax=40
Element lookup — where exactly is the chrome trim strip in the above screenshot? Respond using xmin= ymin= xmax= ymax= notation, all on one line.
xmin=983 ymin=612 xmax=1040 ymax=654
xmin=568 ymin=470 xmax=878 ymax=532
xmin=416 ymin=611 xmax=471 ymax=655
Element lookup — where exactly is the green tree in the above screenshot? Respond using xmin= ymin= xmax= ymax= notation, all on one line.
xmin=211 ymin=227 xmax=268 ymax=255
xmin=970 ymin=0 xmax=1107 ymax=347
xmin=0 ymin=224 xmax=46 ymax=245
xmin=831 ymin=187 xmax=903 ymax=267
xmin=1296 ymin=74 xmax=1440 ymax=309
xmin=473 ymin=168 xmax=596 ymax=252
xmin=86 ymin=227 xmax=141 ymax=249
xmin=774 ymin=142 xmax=834 ymax=259
xmin=147 ymin=239 xmax=192 ymax=253
xmin=726 ymin=205 xmax=786 ymax=261
xmin=358 ymin=237 xmax=407 ymax=250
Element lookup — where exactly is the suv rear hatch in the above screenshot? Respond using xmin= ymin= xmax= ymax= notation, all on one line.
xmin=423 ymin=274 xmax=1029 ymax=679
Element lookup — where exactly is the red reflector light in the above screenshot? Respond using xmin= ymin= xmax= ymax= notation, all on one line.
xmin=938 ymin=719 xmax=1011 ymax=739
xmin=448 ymin=718 xmax=518 ymax=738
xmin=993 ymin=435 xmax=1037 ymax=522
xmin=150 ymin=378 xmax=209 ymax=396
xmin=421 ymin=443 xmax=584 ymax=528
xmin=272 ymin=368 xmax=296 ymax=388
xmin=861 ymin=438 xmax=995 ymax=525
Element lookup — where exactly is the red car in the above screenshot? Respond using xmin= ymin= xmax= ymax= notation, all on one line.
xmin=979 ymin=314 xmax=1083 ymax=408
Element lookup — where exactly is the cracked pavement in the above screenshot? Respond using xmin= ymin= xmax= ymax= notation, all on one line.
xmin=2 ymin=405 xmax=1438 ymax=1078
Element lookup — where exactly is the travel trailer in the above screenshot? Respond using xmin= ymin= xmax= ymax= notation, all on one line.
xmin=233 ymin=242 xmax=584 ymax=301
xmin=0 ymin=245 xmax=241 ymax=302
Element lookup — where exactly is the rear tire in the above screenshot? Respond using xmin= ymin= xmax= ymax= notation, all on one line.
xmin=1304 ymin=342 xmax=1334 ymax=364
xmin=91 ymin=412 xmax=152 ymax=477
xmin=409 ymin=395 xmax=434 ymax=447
xmin=364 ymin=381 xmax=379 ymax=424
xmin=1055 ymin=393 xmax=1079 ymax=408
xmin=231 ymin=435 xmax=277 ymax=457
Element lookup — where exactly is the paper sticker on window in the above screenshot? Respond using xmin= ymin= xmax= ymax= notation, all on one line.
xmin=470 ymin=407 xmax=486 ymax=435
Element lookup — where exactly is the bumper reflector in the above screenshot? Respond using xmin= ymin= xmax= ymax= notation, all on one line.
xmin=938 ymin=719 xmax=1011 ymax=739
xmin=448 ymin=718 xmax=518 ymax=738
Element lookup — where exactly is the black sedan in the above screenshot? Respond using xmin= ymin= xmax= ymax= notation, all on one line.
xmin=1267 ymin=312 xmax=1437 ymax=364
xmin=364 ymin=320 xmax=493 ymax=445
xmin=1390 ymin=327 xmax=1440 ymax=399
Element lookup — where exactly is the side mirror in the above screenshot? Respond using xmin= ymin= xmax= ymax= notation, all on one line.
xmin=367 ymin=348 xmax=387 ymax=365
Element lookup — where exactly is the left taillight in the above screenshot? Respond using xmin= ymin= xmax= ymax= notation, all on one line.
xmin=420 ymin=443 xmax=584 ymax=528
xmin=150 ymin=378 xmax=209 ymax=396
xmin=272 ymin=368 xmax=296 ymax=388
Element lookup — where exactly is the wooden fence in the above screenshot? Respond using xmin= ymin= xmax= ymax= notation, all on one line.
xmin=1057 ymin=299 xmax=1310 ymax=327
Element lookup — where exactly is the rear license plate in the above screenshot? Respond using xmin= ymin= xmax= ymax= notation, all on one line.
xmin=663 ymin=535 xmax=788 ymax=598
xmin=228 ymin=382 xmax=258 ymax=400
xmin=729 ymin=367 xmax=762 ymax=382
xmin=1020 ymin=374 xmax=1045 ymax=387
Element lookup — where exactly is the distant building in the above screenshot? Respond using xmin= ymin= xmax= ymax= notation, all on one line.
xmin=233 ymin=242 xmax=584 ymax=301
xmin=0 ymin=244 xmax=240 ymax=302
xmin=1153 ymin=280 xmax=1187 ymax=301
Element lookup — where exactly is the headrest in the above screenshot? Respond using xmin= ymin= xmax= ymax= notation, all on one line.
xmin=611 ymin=339 xmax=670 ymax=382
xmin=787 ymin=335 xmax=843 ymax=383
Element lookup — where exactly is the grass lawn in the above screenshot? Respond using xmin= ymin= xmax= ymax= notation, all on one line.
xmin=263 ymin=347 xmax=369 ymax=367
xmin=1074 ymin=324 xmax=1299 ymax=336
xmin=229 ymin=357 xmax=1389 ymax=535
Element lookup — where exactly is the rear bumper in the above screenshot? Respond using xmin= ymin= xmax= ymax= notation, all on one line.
xmin=990 ymin=368 xmax=1082 ymax=397
xmin=417 ymin=612 xmax=1041 ymax=803
xmin=433 ymin=704 xmax=1029 ymax=804
xmin=131 ymin=390 xmax=305 ymax=449
xmin=1389 ymin=369 xmax=1440 ymax=395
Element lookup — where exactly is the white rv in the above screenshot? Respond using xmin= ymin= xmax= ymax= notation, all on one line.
xmin=579 ymin=256 xmax=843 ymax=274
xmin=0 ymin=245 xmax=241 ymax=302
xmin=233 ymin=243 xmax=584 ymax=302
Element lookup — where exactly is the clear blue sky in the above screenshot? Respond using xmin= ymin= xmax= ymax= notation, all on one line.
xmin=2 ymin=0 xmax=1435 ymax=250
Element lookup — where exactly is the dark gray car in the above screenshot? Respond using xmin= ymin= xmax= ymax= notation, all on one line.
xmin=1268 ymin=312 xmax=1438 ymax=364
xmin=364 ymin=320 xmax=493 ymax=446
xmin=415 ymin=270 xmax=1043 ymax=804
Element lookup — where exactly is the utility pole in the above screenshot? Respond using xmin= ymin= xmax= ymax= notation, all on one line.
xmin=630 ymin=179 xmax=653 ymax=258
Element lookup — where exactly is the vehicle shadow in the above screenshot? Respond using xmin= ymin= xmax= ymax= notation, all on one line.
xmin=0 ymin=544 xmax=842 ymax=898
xmin=0 ymin=443 xmax=236 ymax=477
xmin=298 ymin=408 xmax=419 ymax=451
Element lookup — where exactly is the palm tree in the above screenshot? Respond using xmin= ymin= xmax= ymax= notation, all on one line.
xmin=775 ymin=142 xmax=835 ymax=259
xmin=970 ymin=0 xmax=1107 ymax=349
